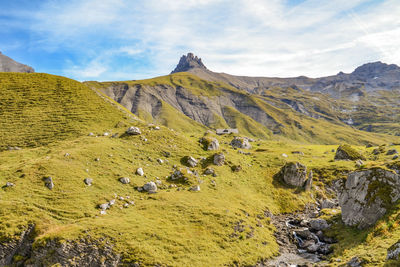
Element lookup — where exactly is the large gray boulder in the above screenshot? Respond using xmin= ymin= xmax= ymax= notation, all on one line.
xmin=230 ymin=137 xmax=251 ymax=149
xmin=143 ymin=182 xmax=157 ymax=193
xmin=338 ymin=168 xmax=400 ymax=229
xmin=279 ymin=162 xmax=307 ymax=187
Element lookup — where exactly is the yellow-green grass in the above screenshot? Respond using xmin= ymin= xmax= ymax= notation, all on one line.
xmin=0 ymin=72 xmax=133 ymax=150
xmin=2 ymin=120 xmax=376 ymax=266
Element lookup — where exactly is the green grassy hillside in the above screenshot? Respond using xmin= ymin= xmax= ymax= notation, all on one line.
xmin=0 ymin=73 xmax=133 ymax=150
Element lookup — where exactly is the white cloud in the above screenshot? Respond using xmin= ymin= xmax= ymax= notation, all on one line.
xmin=25 ymin=0 xmax=400 ymax=80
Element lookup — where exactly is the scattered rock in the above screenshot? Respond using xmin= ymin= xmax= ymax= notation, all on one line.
xmin=143 ymin=182 xmax=157 ymax=193
xmin=64 ymin=153 xmax=70 ymax=157
xmin=109 ymin=199 xmax=116 ymax=206
xmin=119 ymin=177 xmax=130 ymax=184
xmin=335 ymin=144 xmax=365 ymax=160
xmin=5 ymin=182 xmax=15 ymax=187
xmin=213 ymin=153 xmax=225 ymax=166
xmin=387 ymin=149 xmax=399 ymax=155
xmin=185 ymin=156 xmax=198 ymax=167
xmin=204 ymin=168 xmax=215 ymax=175
xmin=231 ymin=165 xmax=242 ymax=172
xmin=309 ymin=219 xmax=329 ymax=231
xmin=279 ymin=162 xmax=307 ymax=187
xmin=83 ymin=178 xmax=93 ymax=186
xmin=136 ymin=168 xmax=144 ymax=176
xmin=393 ymin=155 xmax=399 ymax=160
xmin=304 ymin=170 xmax=313 ymax=191
xmin=281 ymin=153 xmax=288 ymax=158
xmin=98 ymin=203 xmax=109 ymax=210
xmin=200 ymin=137 xmax=220 ymax=151
xmin=126 ymin=126 xmax=141 ymax=135
xmin=230 ymin=137 xmax=251 ymax=149
xmin=94 ymin=158 xmax=100 ymax=162
xmin=292 ymin=151 xmax=305 ymax=156
xmin=346 ymin=256 xmax=364 ymax=267
xmin=190 ymin=185 xmax=201 ymax=192
xmin=355 ymin=159 xmax=364 ymax=167
xmin=338 ymin=168 xmax=400 ymax=228
xmin=321 ymin=199 xmax=336 ymax=209
xmin=88 ymin=132 xmax=94 ymax=136
xmin=43 ymin=177 xmax=54 ymax=190
xmin=157 ymin=158 xmax=164 ymax=164
xmin=387 ymin=240 xmax=400 ymax=261
xmin=103 ymin=132 xmax=110 ymax=136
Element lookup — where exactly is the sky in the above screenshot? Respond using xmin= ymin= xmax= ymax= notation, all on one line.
xmin=0 ymin=0 xmax=399 ymax=81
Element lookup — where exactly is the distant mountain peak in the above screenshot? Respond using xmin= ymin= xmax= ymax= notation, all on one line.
xmin=171 ymin=53 xmax=207 ymax=74
xmin=352 ymin=61 xmax=399 ymax=78
xmin=0 ymin=51 xmax=34 ymax=73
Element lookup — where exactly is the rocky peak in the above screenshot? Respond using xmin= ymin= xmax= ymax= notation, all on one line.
xmin=351 ymin=61 xmax=400 ymax=79
xmin=0 ymin=51 xmax=34 ymax=73
xmin=171 ymin=53 xmax=207 ymax=74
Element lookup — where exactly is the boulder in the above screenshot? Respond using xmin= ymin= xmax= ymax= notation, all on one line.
xmin=387 ymin=240 xmax=400 ymax=261
xmin=230 ymin=137 xmax=251 ymax=149
xmin=136 ymin=168 xmax=144 ymax=176
xmin=143 ymin=182 xmax=157 ymax=193
xmin=186 ymin=156 xmax=198 ymax=167
xmin=200 ymin=137 xmax=220 ymax=151
xmin=5 ymin=182 xmax=15 ymax=187
xmin=335 ymin=144 xmax=365 ymax=160
xmin=309 ymin=219 xmax=329 ymax=231
xmin=119 ymin=177 xmax=130 ymax=184
xmin=126 ymin=126 xmax=141 ymax=135
xmin=338 ymin=168 xmax=400 ymax=228
xmin=213 ymin=153 xmax=225 ymax=166
xmin=204 ymin=168 xmax=215 ymax=175
xmin=44 ymin=177 xmax=54 ymax=190
xmin=83 ymin=178 xmax=93 ymax=186
xmin=279 ymin=162 xmax=307 ymax=187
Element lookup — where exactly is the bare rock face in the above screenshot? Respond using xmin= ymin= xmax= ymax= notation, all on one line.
xmin=279 ymin=162 xmax=307 ymax=187
xmin=171 ymin=53 xmax=207 ymax=74
xmin=387 ymin=240 xmax=400 ymax=261
xmin=0 ymin=51 xmax=34 ymax=73
xmin=338 ymin=168 xmax=400 ymax=229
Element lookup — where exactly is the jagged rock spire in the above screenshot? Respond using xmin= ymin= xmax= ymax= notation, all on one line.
xmin=171 ymin=53 xmax=207 ymax=74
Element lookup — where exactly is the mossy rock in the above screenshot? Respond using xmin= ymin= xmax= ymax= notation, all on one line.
xmin=334 ymin=144 xmax=366 ymax=161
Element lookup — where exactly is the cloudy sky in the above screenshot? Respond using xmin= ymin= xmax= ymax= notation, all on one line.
xmin=0 ymin=0 xmax=399 ymax=81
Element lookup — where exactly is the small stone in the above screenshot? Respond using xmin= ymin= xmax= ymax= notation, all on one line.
xmin=309 ymin=219 xmax=329 ymax=231
xmin=156 ymin=180 xmax=162 ymax=185
xmin=393 ymin=155 xmax=399 ymax=160
xmin=5 ymin=182 xmax=15 ymax=187
xmin=204 ymin=168 xmax=215 ymax=175
xmin=387 ymin=149 xmax=399 ymax=155
xmin=190 ymin=185 xmax=201 ymax=192
xmin=84 ymin=178 xmax=93 ymax=186
xmin=136 ymin=168 xmax=144 ymax=176
xmin=355 ymin=159 xmax=364 ymax=167
xmin=281 ymin=153 xmax=288 ymax=158
xmin=143 ymin=181 xmax=157 ymax=193
xmin=88 ymin=132 xmax=94 ymax=136
xmin=157 ymin=158 xmax=164 ymax=164
xmin=103 ymin=132 xmax=110 ymax=136
xmin=64 ymin=153 xmax=70 ymax=157
xmin=43 ymin=176 xmax=54 ymax=190
xmin=213 ymin=153 xmax=225 ymax=166
xmin=119 ymin=177 xmax=130 ymax=184
xmin=186 ymin=156 xmax=198 ymax=167
xmin=126 ymin=126 xmax=141 ymax=135
xmin=119 ymin=196 xmax=124 ymax=201
xmin=94 ymin=158 xmax=100 ymax=162
xmin=99 ymin=203 xmax=109 ymax=210
xmin=123 ymin=203 xmax=129 ymax=208
xmin=100 ymin=210 xmax=107 ymax=215
xmin=109 ymin=199 xmax=116 ymax=206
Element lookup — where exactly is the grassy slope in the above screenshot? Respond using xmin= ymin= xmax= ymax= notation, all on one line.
xmin=2 ymin=73 xmax=400 ymax=266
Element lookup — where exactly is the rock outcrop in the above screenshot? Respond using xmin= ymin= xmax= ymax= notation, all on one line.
xmin=279 ymin=162 xmax=308 ymax=187
xmin=338 ymin=168 xmax=400 ymax=228
xmin=335 ymin=144 xmax=365 ymax=161
xmin=171 ymin=53 xmax=207 ymax=74
xmin=0 ymin=51 xmax=34 ymax=73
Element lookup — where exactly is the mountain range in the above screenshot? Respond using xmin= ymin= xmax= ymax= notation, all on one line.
xmin=86 ymin=53 xmax=400 ymax=144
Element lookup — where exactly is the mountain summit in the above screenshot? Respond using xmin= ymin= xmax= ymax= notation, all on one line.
xmin=171 ymin=53 xmax=207 ymax=73
xmin=0 ymin=51 xmax=34 ymax=73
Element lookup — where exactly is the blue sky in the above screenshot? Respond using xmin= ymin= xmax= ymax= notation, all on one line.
xmin=0 ymin=0 xmax=399 ymax=81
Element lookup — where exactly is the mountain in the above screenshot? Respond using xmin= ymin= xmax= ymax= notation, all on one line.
xmin=87 ymin=53 xmax=400 ymax=143
xmin=0 ymin=51 xmax=34 ymax=73
xmin=1 ymin=58 xmax=400 ymax=266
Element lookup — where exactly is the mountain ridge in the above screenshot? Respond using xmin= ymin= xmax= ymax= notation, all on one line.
xmin=0 ymin=51 xmax=34 ymax=73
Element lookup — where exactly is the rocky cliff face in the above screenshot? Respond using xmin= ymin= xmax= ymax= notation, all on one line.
xmin=171 ymin=53 xmax=207 ymax=74
xmin=0 ymin=51 xmax=34 ymax=73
